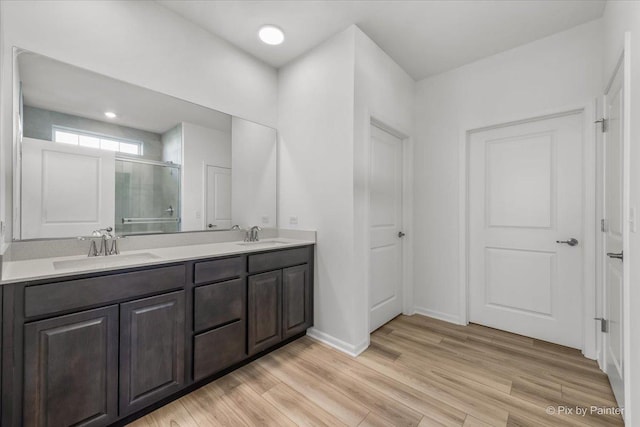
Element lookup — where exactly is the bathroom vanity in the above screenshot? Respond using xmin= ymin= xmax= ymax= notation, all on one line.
xmin=3 ymin=44 xmax=311 ymax=426
xmin=0 ymin=240 xmax=314 ymax=426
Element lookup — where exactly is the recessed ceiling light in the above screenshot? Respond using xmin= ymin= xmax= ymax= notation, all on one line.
xmin=258 ymin=25 xmax=284 ymax=45
xmin=104 ymin=111 xmax=117 ymax=119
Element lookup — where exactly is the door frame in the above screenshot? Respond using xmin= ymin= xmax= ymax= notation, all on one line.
xmin=363 ymin=115 xmax=414 ymax=335
xmin=459 ymin=106 xmax=597 ymax=358
xmin=595 ymin=33 xmax=631 ymax=409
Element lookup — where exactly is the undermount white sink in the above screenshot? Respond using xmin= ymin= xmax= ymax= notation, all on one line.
xmin=53 ymin=252 xmax=161 ymax=270
xmin=235 ymin=240 xmax=289 ymax=247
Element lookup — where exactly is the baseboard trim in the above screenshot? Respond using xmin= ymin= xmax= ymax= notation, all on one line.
xmin=306 ymin=328 xmax=369 ymax=357
xmin=413 ymin=306 xmax=464 ymax=325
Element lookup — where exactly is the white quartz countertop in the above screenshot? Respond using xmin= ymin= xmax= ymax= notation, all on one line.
xmin=1 ymin=238 xmax=315 ymax=284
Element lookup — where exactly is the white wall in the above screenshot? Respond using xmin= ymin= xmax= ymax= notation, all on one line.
xmin=231 ymin=117 xmax=277 ymax=229
xmin=413 ymin=20 xmax=603 ymax=322
xmin=602 ymin=2 xmax=640 ymax=423
xmin=0 ymin=0 xmax=278 ymax=246
xmin=353 ymin=27 xmax=415 ymax=349
xmin=181 ymin=122 xmax=231 ymax=231
xmin=278 ymin=27 xmax=358 ymax=351
xmin=278 ymin=25 xmax=414 ymax=354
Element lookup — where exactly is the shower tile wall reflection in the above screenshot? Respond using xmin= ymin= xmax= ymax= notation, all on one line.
xmin=115 ymin=160 xmax=180 ymax=234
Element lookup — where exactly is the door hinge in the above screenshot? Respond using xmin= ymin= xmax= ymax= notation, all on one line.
xmin=601 ymin=219 xmax=608 ymax=232
xmin=594 ymin=318 xmax=609 ymax=333
xmin=595 ymin=118 xmax=608 ymax=133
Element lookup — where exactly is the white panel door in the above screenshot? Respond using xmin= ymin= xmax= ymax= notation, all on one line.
xmin=469 ymin=113 xmax=583 ymax=348
xmin=369 ymin=125 xmax=404 ymax=332
xmin=21 ymin=138 xmax=115 ymax=239
xmin=205 ymin=165 xmax=231 ymax=230
xmin=603 ymin=63 xmax=625 ymax=408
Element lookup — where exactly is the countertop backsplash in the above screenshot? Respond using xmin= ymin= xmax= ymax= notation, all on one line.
xmin=3 ymin=228 xmax=316 ymax=262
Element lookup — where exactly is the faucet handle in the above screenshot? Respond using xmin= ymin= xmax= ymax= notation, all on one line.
xmin=92 ymin=227 xmax=114 ymax=237
xmin=109 ymin=236 xmax=123 ymax=255
xmin=88 ymin=240 xmax=99 ymax=257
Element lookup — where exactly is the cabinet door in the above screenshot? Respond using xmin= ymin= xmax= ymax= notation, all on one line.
xmin=248 ymin=270 xmax=282 ymax=355
xmin=23 ymin=305 xmax=118 ymax=427
xmin=283 ymin=264 xmax=311 ymax=338
xmin=120 ymin=291 xmax=185 ymax=416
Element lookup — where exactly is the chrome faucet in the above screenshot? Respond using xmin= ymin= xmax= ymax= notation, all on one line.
xmin=248 ymin=226 xmax=262 ymax=242
xmin=87 ymin=227 xmax=119 ymax=257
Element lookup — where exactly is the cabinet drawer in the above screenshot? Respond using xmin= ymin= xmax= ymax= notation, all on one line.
xmin=248 ymin=247 xmax=310 ymax=273
xmin=24 ymin=265 xmax=186 ymax=318
xmin=193 ymin=320 xmax=246 ymax=381
xmin=194 ymin=256 xmax=244 ymax=285
xmin=194 ymin=278 xmax=245 ymax=333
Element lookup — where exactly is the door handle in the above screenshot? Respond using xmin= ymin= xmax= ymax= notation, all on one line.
xmin=207 ymin=224 xmax=216 ymax=229
xmin=607 ymin=251 xmax=623 ymax=261
xmin=398 ymin=231 xmax=406 ymax=238
xmin=556 ymin=238 xmax=579 ymax=246
xmin=594 ymin=317 xmax=609 ymax=333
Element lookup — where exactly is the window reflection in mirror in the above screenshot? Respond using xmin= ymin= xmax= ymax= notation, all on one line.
xmin=14 ymin=49 xmax=277 ymax=240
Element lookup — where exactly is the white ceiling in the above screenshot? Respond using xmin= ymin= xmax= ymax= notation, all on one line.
xmin=158 ymin=0 xmax=606 ymax=80
xmin=19 ymin=51 xmax=232 ymax=135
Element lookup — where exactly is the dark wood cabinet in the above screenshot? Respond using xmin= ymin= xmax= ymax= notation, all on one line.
xmin=194 ymin=278 xmax=245 ymax=333
xmin=193 ymin=277 xmax=247 ymax=381
xmin=248 ymin=270 xmax=282 ymax=355
xmin=6 ymin=244 xmax=313 ymax=426
xmin=283 ymin=264 xmax=311 ymax=338
xmin=23 ymin=305 xmax=118 ymax=427
xmin=193 ymin=320 xmax=246 ymax=381
xmin=119 ymin=291 xmax=186 ymax=416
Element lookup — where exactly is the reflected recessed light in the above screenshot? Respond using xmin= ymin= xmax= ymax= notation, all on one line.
xmin=258 ymin=25 xmax=284 ymax=45
xmin=104 ymin=111 xmax=117 ymax=119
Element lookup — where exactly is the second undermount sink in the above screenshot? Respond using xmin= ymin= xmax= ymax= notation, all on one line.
xmin=53 ymin=252 xmax=161 ymax=270
xmin=236 ymin=240 xmax=289 ymax=247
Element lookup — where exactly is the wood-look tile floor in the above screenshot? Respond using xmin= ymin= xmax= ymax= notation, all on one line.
xmin=129 ymin=315 xmax=623 ymax=427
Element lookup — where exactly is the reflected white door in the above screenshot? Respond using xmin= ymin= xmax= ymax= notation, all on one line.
xmin=469 ymin=113 xmax=583 ymax=348
xmin=21 ymin=138 xmax=115 ymax=239
xmin=603 ymin=63 xmax=625 ymax=408
xmin=205 ymin=165 xmax=231 ymax=230
xmin=369 ymin=125 xmax=403 ymax=332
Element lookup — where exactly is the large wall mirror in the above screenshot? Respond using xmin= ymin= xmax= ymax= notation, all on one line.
xmin=13 ymin=49 xmax=277 ymax=240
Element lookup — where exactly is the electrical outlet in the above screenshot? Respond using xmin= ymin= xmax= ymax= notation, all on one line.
xmin=289 ymin=216 xmax=298 ymax=225
xmin=261 ymin=216 xmax=269 ymax=224
xmin=195 ymin=211 xmax=201 ymax=220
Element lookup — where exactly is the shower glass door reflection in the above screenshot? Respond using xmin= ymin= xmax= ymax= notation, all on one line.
xmin=115 ymin=158 xmax=180 ymax=235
